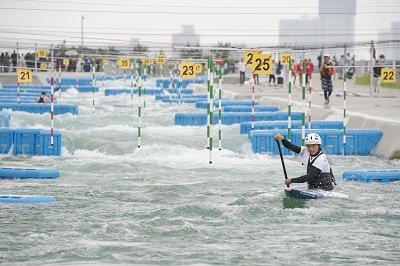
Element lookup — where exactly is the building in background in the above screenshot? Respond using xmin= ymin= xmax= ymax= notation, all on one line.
xmin=171 ymin=25 xmax=201 ymax=59
xmin=279 ymin=0 xmax=356 ymax=62
xmin=378 ymin=22 xmax=400 ymax=61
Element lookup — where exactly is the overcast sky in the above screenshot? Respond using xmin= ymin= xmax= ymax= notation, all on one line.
xmin=0 ymin=0 xmax=399 ymax=57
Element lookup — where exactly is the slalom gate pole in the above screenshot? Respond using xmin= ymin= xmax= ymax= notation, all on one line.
xmin=112 ymin=62 xmax=115 ymax=83
xmin=143 ymin=63 xmax=147 ymax=112
xmin=130 ymin=58 xmax=134 ymax=105
xmin=76 ymin=68 xmax=79 ymax=89
xmin=50 ymin=75 xmax=54 ymax=145
xmin=17 ymin=81 xmax=20 ymax=104
xmin=137 ymin=64 xmax=142 ymax=148
xmin=251 ymin=73 xmax=255 ymax=131
xmin=92 ymin=64 xmax=95 ymax=112
xmin=169 ymin=66 xmax=172 ymax=108
xmin=208 ymin=58 xmax=214 ymax=164
xmin=123 ymin=68 xmax=126 ymax=94
xmin=178 ymin=76 xmax=182 ymax=106
xmin=342 ymin=70 xmax=347 ymax=156
xmin=308 ymin=74 xmax=312 ymax=129
xmin=160 ymin=64 xmax=163 ymax=91
xmin=58 ymin=64 xmax=61 ymax=98
xmin=218 ymin=67 xmax=223 ymax=150
xmin=206 ymin=59 xmax=211 ymax=149
xmin=301 ymin=57 xmax=306 ymax=146
xmin=287 ymin=60 xmax=292 ymax=143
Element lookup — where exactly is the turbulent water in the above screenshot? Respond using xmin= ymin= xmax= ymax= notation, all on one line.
xmin=1 ymin=79 xmax=399 ymax=266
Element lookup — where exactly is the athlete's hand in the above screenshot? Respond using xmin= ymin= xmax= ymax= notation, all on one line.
xmin=285 ymin=178 xmax=292 ymax=185
xmin=274 ymin=133 xmax=284 ymax=141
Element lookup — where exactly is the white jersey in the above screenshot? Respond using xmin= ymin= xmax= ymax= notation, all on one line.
xmin=299 ymin=146 xmax=331 ymax=173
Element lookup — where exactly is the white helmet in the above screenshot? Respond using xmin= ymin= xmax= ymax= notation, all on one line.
xmin=305 ymin=133 xmax=322 ymax=145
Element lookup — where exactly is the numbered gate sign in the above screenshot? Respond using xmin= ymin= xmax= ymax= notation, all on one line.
xmin=117 ymin=58 xmax=130 ymax=69
xmin=252 ymin=54 xmax=272 ymax=75
xmin=195 ymin=63 xmax=202 ymax=73
xmin=18 ymin=69 xmax=32 ymax=83
xmin=280 ymin=53 xmax=292 ymax=65
xmin=244 ymin=50 xmax=262 ymax=67
xmin=180 ymin=62 xmax=196 ymax=79
xmin=63 ymin=59 xmax=69 ymax=65
xmin=38 ymin=49 xmax=46 ymax=58
xmin=102 ymin=59 xmax=108 ymax=65
xmin=142 ymin=58 xmax=154 ymax=65
xmin=156 ymin=55 xmax=166 ymax=65
xmin=381 ymin=68 xmax=396 ymax=83
xmin=40 ymin=63 xmax=47 ymax=69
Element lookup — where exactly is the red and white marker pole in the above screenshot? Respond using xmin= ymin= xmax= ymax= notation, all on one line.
xmin=50 ymin=76 xmax=55 ymax=145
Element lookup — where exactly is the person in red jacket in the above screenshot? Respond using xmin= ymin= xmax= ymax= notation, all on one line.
xmin=305 ymin=59 xmax=314 ymax=85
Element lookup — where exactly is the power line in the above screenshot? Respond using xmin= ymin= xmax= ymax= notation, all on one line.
xmin=1 ymin=7 xmax=399 ymax=15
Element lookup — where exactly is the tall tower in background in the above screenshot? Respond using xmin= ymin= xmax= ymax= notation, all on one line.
xmin=279 ymin=0 xmax=356 ymax=60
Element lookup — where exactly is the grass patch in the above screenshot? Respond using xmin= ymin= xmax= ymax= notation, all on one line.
xmin=355 ymin=75 xmax=400 ymax=89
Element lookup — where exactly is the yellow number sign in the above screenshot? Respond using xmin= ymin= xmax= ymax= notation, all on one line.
xmin=244 ymin=50 xmax=262 ymax=67
xmin=381 ymin=68 xmax=396 ymax=83
xmin=156 ymin=55 xmax=166 ymax=65
xmin=252 ymin=54 xmax=272 ymax=74
xmin=280 ymin=53 xmax=292 ymax=65
xmin=117 ymin=58 xmax=130 ymax=69
xmin=180 ymin=62 xmax=196 ymax=79
xmin=63 ymin=59 xmax=69 ymax=65
xmin=40 ymin=63 xmax=47 ymax=69
xmin=142 ymin=58 xmax=154 ymax=65
xmin=38 ymin=49 xmax=46 ymax=58
xmin=195 ymin=64 xmax=202 ymax=73
xmin=102 ymin=59 xmax=108 ymax=65
xmin=18 ymin=69 xmax=32 ymax=83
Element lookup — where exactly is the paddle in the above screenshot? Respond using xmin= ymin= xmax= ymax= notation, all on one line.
xmin=276 ymin=140 xmax=289 ymax=188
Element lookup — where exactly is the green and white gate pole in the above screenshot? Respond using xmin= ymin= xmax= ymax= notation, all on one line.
xmin=137 ymin=64 xmax=142 ymax=148
xmin=287 ymin=59 xmax=292 ymax=143
xmin=218 ymin=67 xmax=223 ymax=150
xmin=123 ymin=68 xmax=126 ymax=94
xmin=143 ymin=63 xmax=147 ymax=113
xmin=208 ymin=57 xmax=214 ymax=164
xmin=342 ymin=70 xmax=347 ymax=155
xmin=92 ymin=63 xmax=96 ymax=112
xmin=301 ymin=57 xmax=306 ymax=146
xmin=130 ymin=58 xmax=134 ymax=105
xmin=178 ymin=76 xmax=182 ymax=106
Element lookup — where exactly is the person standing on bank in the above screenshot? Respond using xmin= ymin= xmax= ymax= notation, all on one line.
xmin=274 ymin=133 xmax=335 ymax=191
xmin=37 ymin=91 xmax=50 ymax=103
xmin=320 ymin=54 xmax=336 ymax=105
xmin=238 ymin=59 xmax=246 ymax=85
xmin=372 ymin=60 xmax=381 ymax=93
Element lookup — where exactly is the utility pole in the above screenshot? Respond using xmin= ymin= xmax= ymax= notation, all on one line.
xmin=81 ymin=15 xmax=85 ymax=49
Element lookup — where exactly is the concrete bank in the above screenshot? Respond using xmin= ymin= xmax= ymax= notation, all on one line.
xmin=188 ymin=73 xmax=400 ymax=159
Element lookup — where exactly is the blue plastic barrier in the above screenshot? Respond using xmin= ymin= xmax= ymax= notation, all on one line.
xmin=240 ymin=120 xmax=344 ymax=135
xmin=155 ymin=94 xmax=208 ymax=100
xmin=104 ymin=88 xmax=162 ymax=96
xmin=40 ymin=130 xmax=62 ymax=156
xmin=224 ymin=106 xmax=279 ymax=112
xmin=0 ymin=103 xmax=78 ymax=115
xmin=13 ymin=128 xmax=42 ymax=156
xmin=0 ymin=128 xmax=13 ymax=153
xmin=156 ymin=77 xmax=206 ymax=89
xmin=250 ymin=129 xmax=382 ymax=156
xmin=343 ymin=129 xmax=383 ymax=156
xmin=196 ymin=100 xmax=259 ymax=109
xmin=0 ymin=112 xmax=11 ymax=127
xmin=50 ymin=77 xmax=92 ymax=86
xmin=0 ymin=167 xmax=60 ymax=179
xmin=0 ymin=195 xmax=56 ymax=203
xmin=342 ymin=169 xmax=400 ymax=183
xmin=174 ymin=111 xmax=302 ymax=126
xmin=8 ymin=128 xmax=62 ymax=156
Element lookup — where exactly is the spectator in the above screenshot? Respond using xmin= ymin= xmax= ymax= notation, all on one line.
xmin=319 ymin=54 xmax=336 ymax=105
xmin=0 ymin=52 xmax=4 ymax=72
xmin=338 ymin=55 xmax=345 ymax=79
xmin=269 ymin=60 xmax=276 ymax=86
xmin=291 ymin=59 xmax=296 ymax=85
xmin=305 ymin=59 xmax=314 ymax=85
xmin=238 ymin=59 xmax=246 ymax=85
xmin=3 ymin=52 xmax=10 ymax=72
xmin=372 ymin=60 xmax=381 ymax=93
xmin=11 ymin=50 xmax=18 ymax=72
